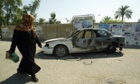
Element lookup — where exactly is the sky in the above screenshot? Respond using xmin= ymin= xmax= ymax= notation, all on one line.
xmin=23 ymin=0 xmax=140 ymax=23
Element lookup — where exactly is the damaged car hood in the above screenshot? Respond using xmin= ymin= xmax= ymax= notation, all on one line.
xmin=44 ymin=38 xmax=67 ymax=43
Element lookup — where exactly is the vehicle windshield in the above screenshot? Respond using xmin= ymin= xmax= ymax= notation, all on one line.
xmin=106 ymin=30 xmax=113 ymax=36
xmin=68 ymin=30 xmax=80 ymax=38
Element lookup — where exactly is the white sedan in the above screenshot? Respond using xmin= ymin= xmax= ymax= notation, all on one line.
xmin=42 ymin=28 xmax=125 ymax=56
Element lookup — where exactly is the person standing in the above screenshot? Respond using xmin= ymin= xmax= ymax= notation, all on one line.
xmin=8 ymin=13 xmax=42 ymax=82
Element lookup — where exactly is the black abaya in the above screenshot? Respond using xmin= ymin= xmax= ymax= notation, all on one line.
xmin=9 ymin=29 xmax=41 ymax=75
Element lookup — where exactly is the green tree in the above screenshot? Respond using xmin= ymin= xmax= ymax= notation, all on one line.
xmin=0 ymin=0 xmax=22 ymax=37
xmin=3 ymin=0 xmax=22 ymax=25
xmin=0 ymin=0 xmax=40 ymax=39
xmin=22 ymin=5 xmax=30 ymax=14
xmin=48 ymin=12 xmax=61 ymax=24
xmin=101 ymin=16 xmax=112 ymax=23
xmin=38 ymin=18 xmax=46 ymax=24
xmin=101 ymin=16 xmax=122 ymax=23
xmin=115 ymin=5 xmax=133 ymax=23
xmin=23 ymin=0 xmax=40 ymax=17
xmin=49 ymin=12 xmax=57 ymax=24
xmin=56 ymin=21 xmax=61 ymax=24
xmin=109 ymin=20 xmax=122 ymax=23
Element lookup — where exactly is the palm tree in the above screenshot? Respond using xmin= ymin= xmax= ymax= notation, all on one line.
xmin=48 ymin=12 xmax=61 ymax=24
xmin=23 ymin=0 xmax=40 ymax=17
xmin=38 ymin=18 xmax=46 ymax=24
xmin=49 ymin=12 xmax=57 ymax=24
xmin=101 ymin=16 xmax=123 ymax=23
xmin=101 ymin=16 xmax=112 ymax=23
xmin=56 ymin=21 xmax=61 ymax=24
xmin=115 ymin=5 xmax=133 ymax=23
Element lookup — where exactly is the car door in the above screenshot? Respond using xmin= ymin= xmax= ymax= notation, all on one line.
xmin=94 ymin=30 xmax=111 ymax=49
xmin=73 ymin=30 xmax=95 ymax=49
xmin=73 ymin=30 xmax=88 ymax=48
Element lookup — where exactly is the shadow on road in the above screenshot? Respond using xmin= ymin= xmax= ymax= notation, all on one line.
xmin=35 ymin=51 xmax=123 ymax=61
xmin=0 ymin=73 xmax=31 ymax=84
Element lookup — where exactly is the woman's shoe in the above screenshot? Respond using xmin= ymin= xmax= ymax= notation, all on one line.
xmin=31 ymin=75 xmax=39 ymax=82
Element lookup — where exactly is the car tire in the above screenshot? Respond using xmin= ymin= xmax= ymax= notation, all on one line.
xmin=107 ymin=43 xmax=116 ymax=53
xmin=53 ymin=45 xmax=68 ymax=57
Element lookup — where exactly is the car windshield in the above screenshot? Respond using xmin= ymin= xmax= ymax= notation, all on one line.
xmin=68 ymin=30 xmax=81 ymax=38
xmin=105 ymin=30 xmax=113 ymax=36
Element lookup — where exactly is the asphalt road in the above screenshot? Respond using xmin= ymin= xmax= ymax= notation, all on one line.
xmin=0 ymin=41 xmax=140 ymax=84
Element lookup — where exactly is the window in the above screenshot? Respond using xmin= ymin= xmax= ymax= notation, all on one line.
xmin=84 ymin=31 xmax=92 ymax=38
xmin=76 ymin=31 xmax=84 ymax=39
xmin=96 ymin=30 xmax=109 ymax=37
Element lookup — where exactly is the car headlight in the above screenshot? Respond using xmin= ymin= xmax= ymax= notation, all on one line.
xmin=44 ymin=43 xmax=49 ymax=47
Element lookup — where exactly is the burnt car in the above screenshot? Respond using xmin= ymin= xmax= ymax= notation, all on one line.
xmin=42 ymin=28 xmax=125 ymax=56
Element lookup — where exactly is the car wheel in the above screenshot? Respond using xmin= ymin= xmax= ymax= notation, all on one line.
xmin=53 ymin=45 xmax=68 ymax=57
xmin=107 ymin=44 xmax=116 ymax=53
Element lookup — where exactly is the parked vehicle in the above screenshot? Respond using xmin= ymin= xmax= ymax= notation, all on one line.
xmin=42 ymin=28 xmax=125 ymax=56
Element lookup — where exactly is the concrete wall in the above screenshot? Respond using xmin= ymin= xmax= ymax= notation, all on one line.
xmin=2 ymin=23 xmax=140 ymax=46
xmin=1 ymin=24 xmax=74 ymax=41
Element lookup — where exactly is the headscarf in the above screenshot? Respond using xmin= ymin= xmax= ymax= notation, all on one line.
xmin=15 ymin=14 xmax=36 ymax=38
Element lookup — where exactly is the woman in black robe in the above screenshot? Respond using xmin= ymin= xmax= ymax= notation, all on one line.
xmin=8 ymin=14 xmax=41 ymax=82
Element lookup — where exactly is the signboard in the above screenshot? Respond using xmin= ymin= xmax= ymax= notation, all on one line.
xmin=109 ymin=24 xmax=123 ymax=35
xmin=135 ymin=24 xmax=140 ymax=32
xmin=99 ymin=24 xmax=109 ymax=30
xmin=72 ymin=14 xmax=95 ymax=29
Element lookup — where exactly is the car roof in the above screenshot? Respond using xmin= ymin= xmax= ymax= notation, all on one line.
xmin=76 ymin=28 xmax=107 ymax=31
